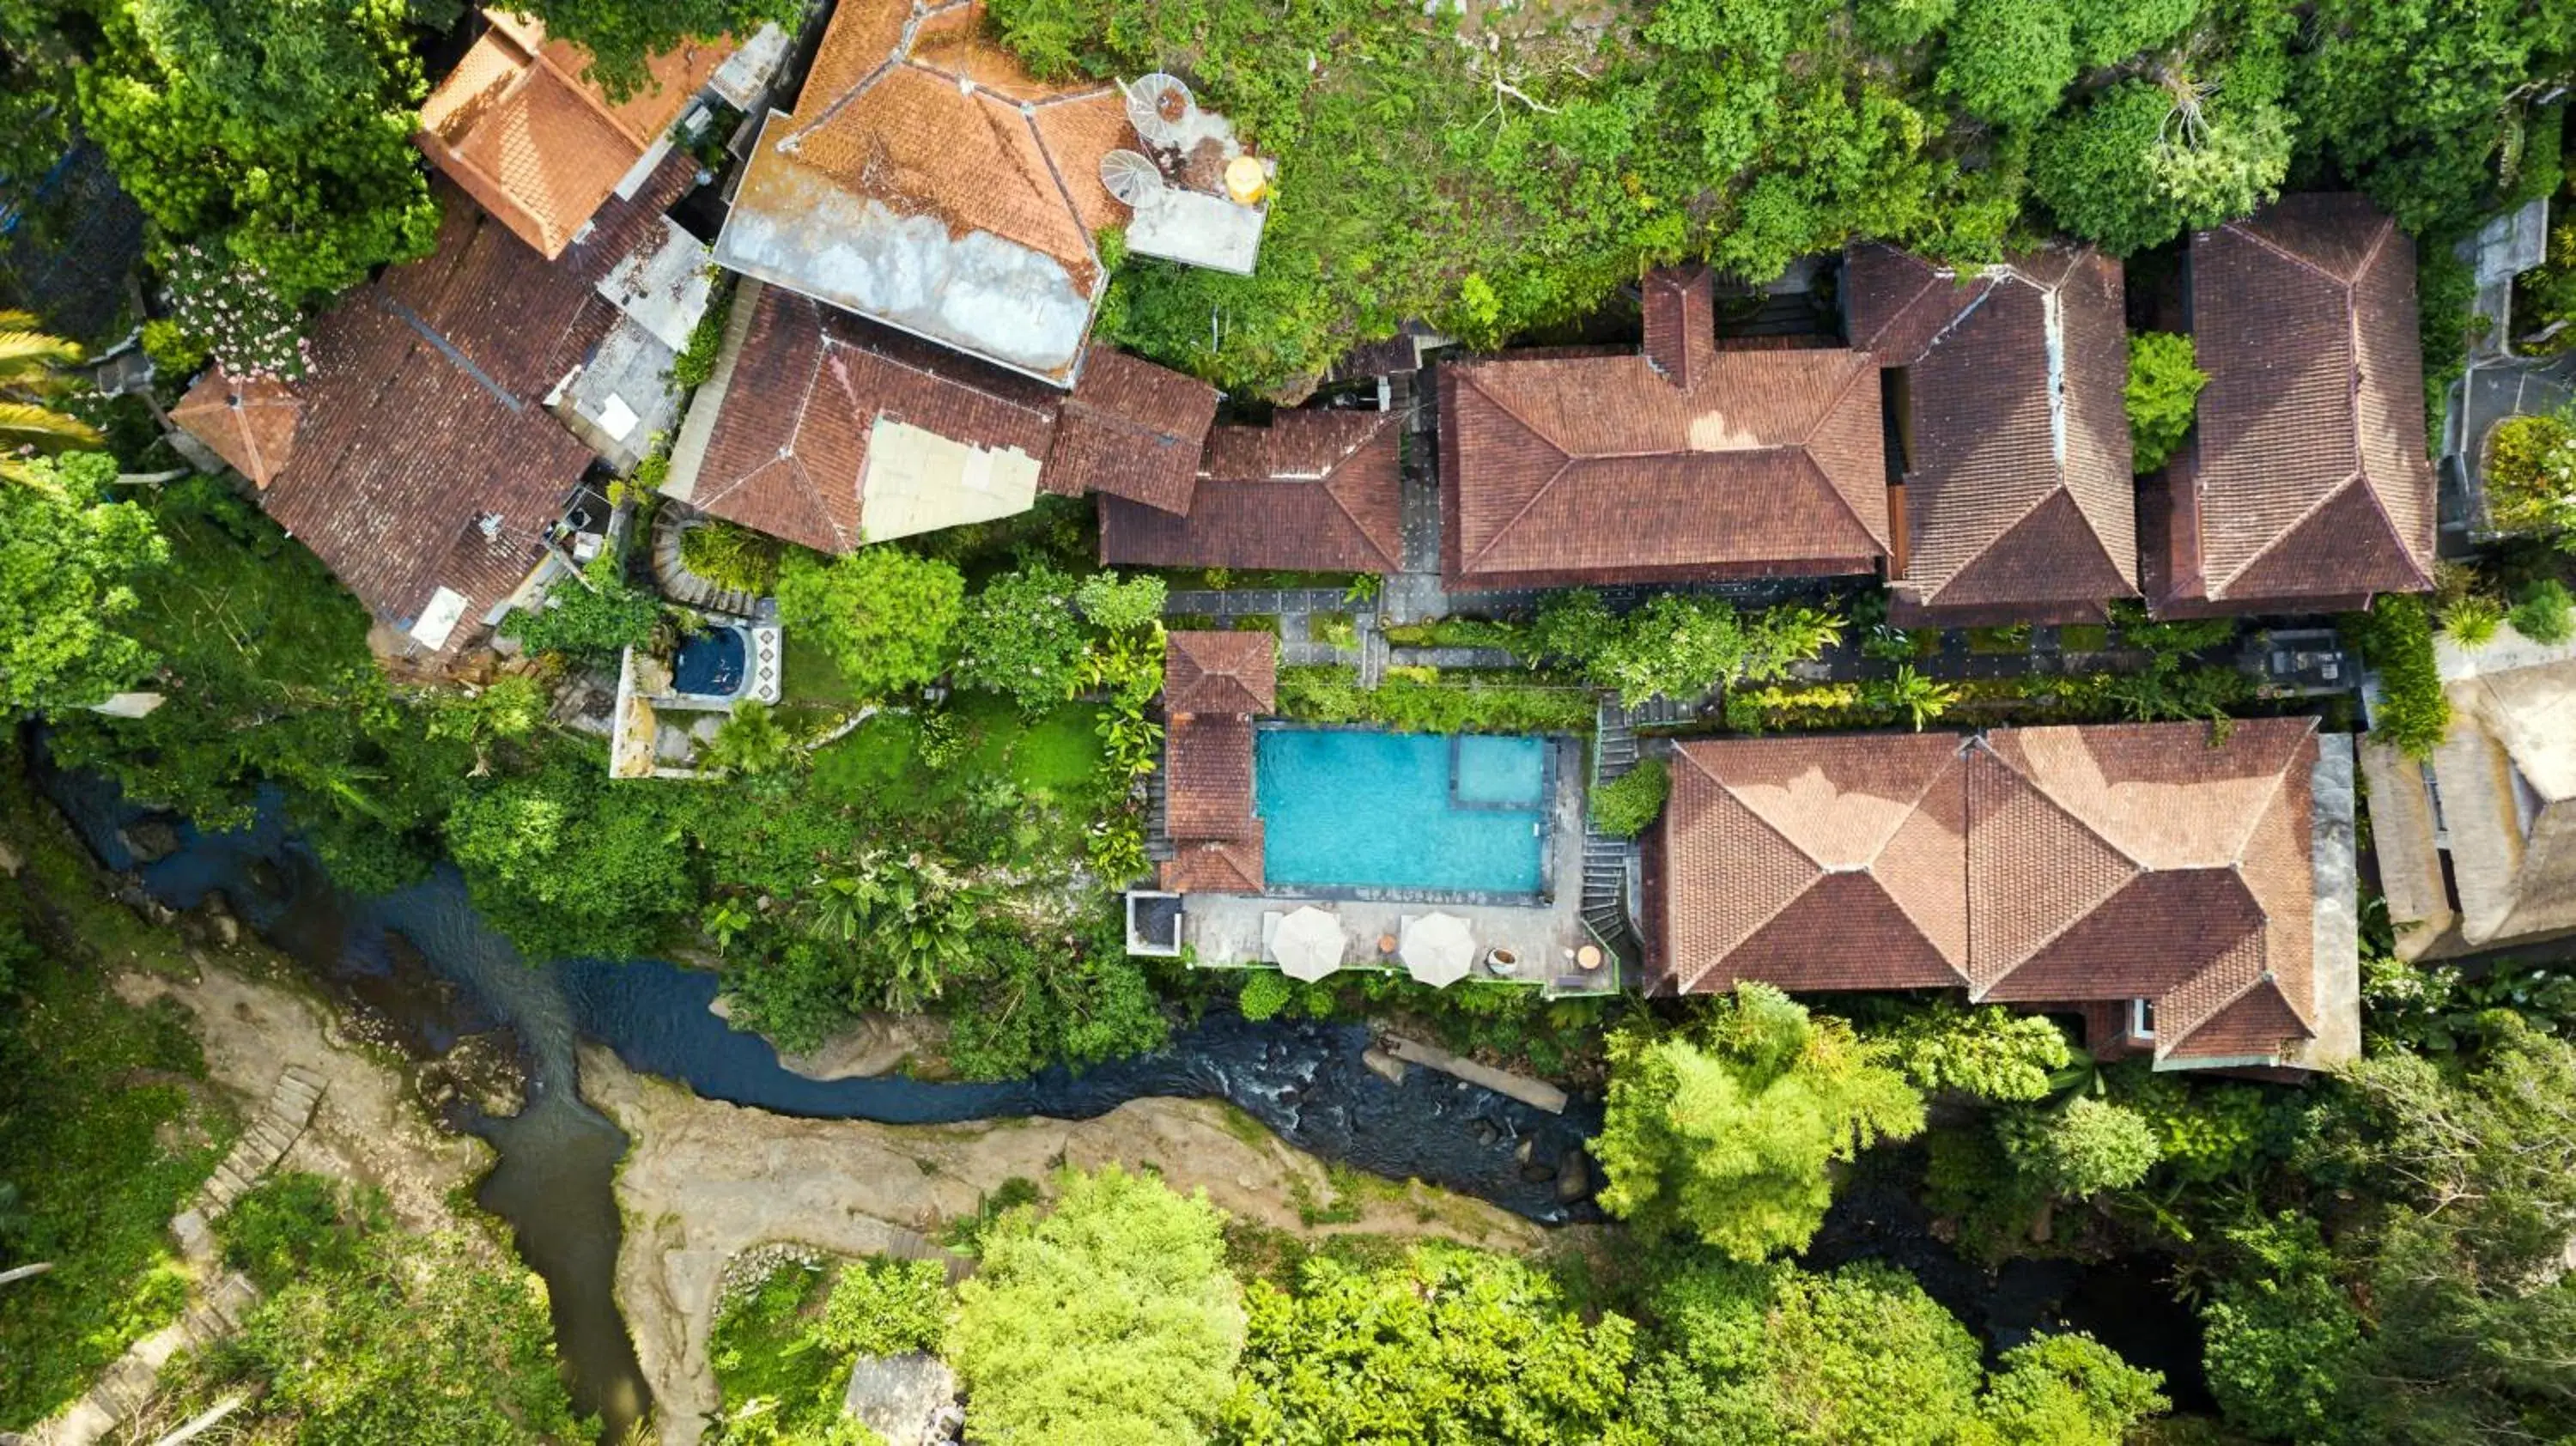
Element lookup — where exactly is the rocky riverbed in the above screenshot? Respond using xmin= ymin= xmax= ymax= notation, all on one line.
xmin=583 ymin=1043 xmax=1548 ymax=1446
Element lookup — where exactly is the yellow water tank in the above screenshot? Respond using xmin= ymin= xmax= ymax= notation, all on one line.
xmin=1224 ymin=155 xmax=1268 ymax=206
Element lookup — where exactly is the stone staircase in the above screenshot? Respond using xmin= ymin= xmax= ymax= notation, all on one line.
xmin=1569 ymin=696 xmax=1644 ymax=989
xmin=22 ymin=1066 xmax=325 ymax=1446
xmin=650 ymin=505 xmax=762 ymax=617
xmin=1143 ymin=744 xmax=1174 ymax=863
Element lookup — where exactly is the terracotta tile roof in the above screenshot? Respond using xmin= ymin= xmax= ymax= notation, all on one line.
xmin=1097 ymin=409 xmax=1404 ymax=573
xmin=1657 ymin=734 xmax=1971 ymax=994
xmin=712 ymin=0 xmax=1134 ymax=384
xmin=2176 ymin=193 xmax=2436 ymax=608
xmin=1438 ymin=266 xmax=1887 ymax=587
xmin=1159 ymin=824 xmax=1264 ymax=892
xmin=169 ymin=368 xmax=301 ymax=488
xmin=417 ymin=11 xmax=731 ymax=259
xmin=1846 ymin=244 xmax=2137 ymax=617
xmin=1046 ymin=349 xmax=1220 ymax=511
xmin=670 ymin=283 xmax=1212 ymax=550
xmin=1967 ymin=719 xmax=2322 ymax=1066
xmin=1163 ymin=629 xmax=1275 ymax=715
xmin=1649 ymin=718 xmax=2330 ymax=1068
xmin=208 ymin=174 xmax=689 ymax=656
xmin=1165 ymin=712 xmax=1255 ymax=839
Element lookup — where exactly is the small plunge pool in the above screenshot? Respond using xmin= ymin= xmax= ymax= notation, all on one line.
xmin=1254 ymin=726 xmax=1552 ymax=896
xmin=670 ymin=625 xmax=746 ymax=698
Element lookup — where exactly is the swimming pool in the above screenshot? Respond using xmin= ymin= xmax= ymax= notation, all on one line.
xmin=671 ymin=625 xmax=746 ymax=697
xmin=1255 ymin=726 xmax=1552 ymax=896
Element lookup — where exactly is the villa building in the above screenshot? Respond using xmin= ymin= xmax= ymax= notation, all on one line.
xmin=1437 ymin=265 xmax=1888 ymax=589
xmin=1158 ymin=631 xmax=1273 ymax=895
xmin=1644 ymin=718 xmax=2362 ymax=1073
xmin=2145 ymin=193 xmax=2438 ymax=617
xmin=1097 ymin=409 xmax=1406 ymax=574
xmin=2360 ymin=625 xmax=2576 ymax=961
xmin=1844 ymin=244 xmax=2138 ymax=625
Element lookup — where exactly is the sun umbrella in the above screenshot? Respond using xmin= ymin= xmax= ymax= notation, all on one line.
xmin=1273 ymin=905 xmax=1346 ymax=982
xmin=1400 ymin=911 xmax=1476 ymax=988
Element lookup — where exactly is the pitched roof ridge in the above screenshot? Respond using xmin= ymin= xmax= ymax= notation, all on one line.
xmin=1924 ymin=485 xmax=2125 ymax=605
xmin=822 ymin=329 xmax=1060 ymax=426
xmin=1005 ymin=87 xmax=1103 ymax=280
xmin=1314 ymin=425 xmax=1402 ymax=571
xmin=524 ymin=25 xmax=656 ymax=148
xmin=1785 ymin=414 xmax=1886 ymax=553
xmin=781 ymin=32 xmax=908 ymax=147
xmin=2208 ymin=471 xmax=2425 ymax=597
xmin=1455 ymin=372 xmax=1576 ymax=569
xmin=2219 ymin=210 xmax=2377 ymax=289
xmin=1850 ymin=245 xmax=1950 ymax=358
xmin=1964 ymin=735 xmax=2142 ymax=998
xmin=1672 ymin=873 xmax=1826 ymax=995
xmin=2156 ymin=962 xmax=2306 ymax=1063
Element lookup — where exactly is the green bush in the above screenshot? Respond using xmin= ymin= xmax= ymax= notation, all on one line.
xmin=2347 ymin=594 xmax=2450 ymax=759
xmin=817 ymin=1255 xmax=953 ymax=1358
xmin=1589 ymin=757 xmax=1670 ymax=837
xmin=954 ymin=562 xmax=1091 ymax=715
xmin=2441 ymin=592 xmax=2506 ymax=648
xmin=499 ymin=553 xmax=664 ymax=663
xmin=2125 ymin=331 xmax=2208 ymax=474
xmin=1237 ymin=969 xmax=1297 ymax=1022
xmin=775 ymin=548 xmax=965 ymax=702
xmin=2485 ymin=408 xmax=2576 ymax=535
xmin=2511 ymin=579 xmax=2574 ymax=644
xmin=219 ymin=1173 xmax=379 ymax=1291
xmin=1073 ymin=571 xmax=1168 ymax=632
xmin=678 ymin=519 xmax=781 ymax=595
xmin=671 ymin=276 xmax=735 ymax=389
xmin=1274 ymin=666 xmax=1594 ymax=734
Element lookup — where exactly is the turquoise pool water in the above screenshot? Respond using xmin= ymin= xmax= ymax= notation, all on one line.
xmin=1255 ymin=727 xmax=1552 ymax=896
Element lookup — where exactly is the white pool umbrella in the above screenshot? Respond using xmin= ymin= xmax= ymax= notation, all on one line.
xmin=1273 ymin=905 xmax=1346 ymax=982
xmin=1400 ymin=911 xmax=1476 ymax=988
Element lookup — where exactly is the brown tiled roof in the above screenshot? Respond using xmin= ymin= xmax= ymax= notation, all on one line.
xmin=713 ymin=0 xmax=1132 ymax=383
xmin=1846 ymin=244 xmax=2137 ymax=617
xmin=1164 ymin=712 xmax=1255 ymax=838
xmin=679 ymin=283 xmax=1062 ymax=553
xmin=1163 ymin=629 xmax=1275 ymax=715
xmin=417 ymin=11 xmax=731 ymax=259
xmin=1966 ymin=718 xmax=2322 ymax=1066
xmin=1097 ymin=409 xmax=1404 ymax=573
xmin=222 ymin=172 xmax=691 ymax=655
xmin=1046 ymin=349 xmax=1220 ymax=512
xmin=169 ymin=368 xmax=301 ymax=489
xmin=1657 ymin=734 xmax=1971 ymax=994
xmin=1438 ymin=266 xmax=1886 ymax=588
xmin=1159 ymin=825 xmax=1264 ymax=893
xmin=2178 ymin=193 xmax=2436 ymax=608
xmin=1649 ymin=718 xmax=2329 ymax=1068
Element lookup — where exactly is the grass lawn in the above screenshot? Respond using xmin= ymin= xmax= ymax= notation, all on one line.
xmin=781 ymin=631 xmax=866 ymax=711
xmin=2058 ymin=624 xmax=2111 ymax=652
xmin=809 ymin=696 xmax=1108 ymax=813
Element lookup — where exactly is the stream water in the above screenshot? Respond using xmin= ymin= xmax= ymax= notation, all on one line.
xmin=39 ymin=767 xmax=2210 ymax=1437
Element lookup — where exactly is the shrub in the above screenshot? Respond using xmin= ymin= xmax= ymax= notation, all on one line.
xmin=2441 ymin=592 xmax=2506 ymax=648
xmin=1589 ymin=757 xmax=1670 ymax=837
xmin=2511 ymin=579 xmax=2574 ymax=644
xmin=2486 ymin=409 xmax=2576 ymax=535
xmin=670 ymin=276 xmax=734 ymax=389
xmin=1237 ymin=969 xmax=1297 ymax=1022
xmin=498 ymin=553 xmax=663 ymax=662
xmin=677 ymin=519 xmax=781 ymax=595
xmin=2125 ymin=331 xmax=2208 ymax=474
xmin=139 ymin=318 xmax=210 ymax=377
xmin=1998 ymin=1096 xmax=2163 ymax=1197
xmin=955 ymin=562 xmax=1093 ymax=714
xmin=775 ymin=548 xmax=965 ymax=702
xmin=2347 ymin=594 xmax=2449 ymax=759
xmin=817 ymin=1255 xmax=953 ymax=1358
xmin=1074 ymin=571 xmax=1168 ymax=632
xmin=1873 ymin=1000 xmax=2071 ymax=1103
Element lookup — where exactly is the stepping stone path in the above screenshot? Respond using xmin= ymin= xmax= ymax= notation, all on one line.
xmin=16 ymin=1067 xmax=326 ymax=1446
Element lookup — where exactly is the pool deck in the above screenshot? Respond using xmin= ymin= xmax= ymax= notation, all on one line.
xmin=1179 ymin=738 xmax=1615 ymax=993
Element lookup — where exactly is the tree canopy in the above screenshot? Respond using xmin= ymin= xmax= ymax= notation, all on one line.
xmin=949 ymin=1166 xmax=1246 ymax=1445
xmin=1595 ymin=984 xmax=1926 ymax=1259
xmin=0 ymin=452 xmax=166 ymax=714
xmin=775 ymin=548 xmax=965 ymax=703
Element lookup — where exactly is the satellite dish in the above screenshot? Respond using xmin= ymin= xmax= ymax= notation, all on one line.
xmin=1099 ymin=149 xmax=1163 ymax=207
xmin=1123 ymin=73 xmax=1195 ymax=149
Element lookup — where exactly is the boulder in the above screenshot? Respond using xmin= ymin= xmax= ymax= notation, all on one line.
xmin=120 ymin=817 xmax=181 ymax=864
xmin=841 ymin=1352 xmax=959 ymax=1446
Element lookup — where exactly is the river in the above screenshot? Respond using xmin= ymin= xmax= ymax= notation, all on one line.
xmin=39 ymin=767 xmax=2211 ymax=1437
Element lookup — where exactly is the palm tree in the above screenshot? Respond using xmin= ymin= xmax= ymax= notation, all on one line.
xmin=0 ymin=309 xmax=103 ymax=482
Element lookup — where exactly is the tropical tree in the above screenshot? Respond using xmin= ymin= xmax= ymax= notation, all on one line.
xmin=2124 ymin=331 xmax=2208 ymax=474
xmin=954 ymin=561 xmax=1092 ymax=715
xmin=948 ymin=1165 xmax=1245 ymax=1446
xmin=1998 ymin=1096 xmax=2164 ymax=1198
xmin=0 ymin=311 xmax=103 ymax=478
xmin=1224 ymin=1244 xmax=1637 ymax=1444
xmin=703 ymin=699 xmax=793 ymax=776
xmin=1868 ymin=665 xmax=1958 ymax=731
xmin=775 ymin=547 xmax=964 ymax=702
xmin=0 ymin=452 xmax=166 ymax=714
xmin=1872 ymin=1001 xmax=2072 ymax=1103
xmin=1595 ymin=983 xmax=1926 ymax=1260
xmin=795 ymin=848 xmax=986 ymax=1012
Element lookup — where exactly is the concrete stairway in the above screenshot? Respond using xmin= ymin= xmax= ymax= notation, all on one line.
xmin=649 ymin=505 xmax=762 ymax=617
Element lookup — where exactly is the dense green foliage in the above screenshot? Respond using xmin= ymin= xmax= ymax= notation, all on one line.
xmin=76 ymin=0 xmax=440 ymax=300
xmin=775 ymin=548 xmax=965 ymax=703
xmin=703 ymin=1249 xmax=947 ymax=1445
xmin=0 ymin=831 xmax=228 ymax=1428
xmin=1275 ymin=665 xmax=1595 ymax=734
xmin=2484 ymin=405 xmax=2576 ymax=537
xmin=510 ymin=0 xmax=800 ymax=100
xmin=1871 ymin=1001 xmax=2072 ymax=1103
xmin=1630 ymin=1257 xmax=2167 ymax=1444
xmin=1997 ymin=1096 xmax=2164 ymax=1197
xmin=1074 ymin=571 xmax=1169 ymax=633
xmin=2510 ymin=577 xmax=2574 ymax=644
xmin=2346 ymin=594 xmax=2450 ymax=760
xmin=0 ymin=451 xmax=166 ymax=714
xmin=949 ymin=1166 xmax=1245 ymax=1445
xmin=2123 ymin=331 xmax=2208 ymax=474
xmin=955 ymin=561 xmax=1091 ymax=715
xmin=1589 ymin=756 xmax=1670 ymax=837
xmin=1595 ymin=984 xmax=1925 ymax=1259
xmin=499 ymin=552 xmax=665 ymax=664
xmin=1531 ymin=590 xmax=1842 ymax=707
xmin=679 ymin=519 xmax=784 ymax=596
xmin=1224 ymin=1244 xmax=1635 ymax=1443
xmin=198 ymin=1174 xmax=586 ymax=1443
